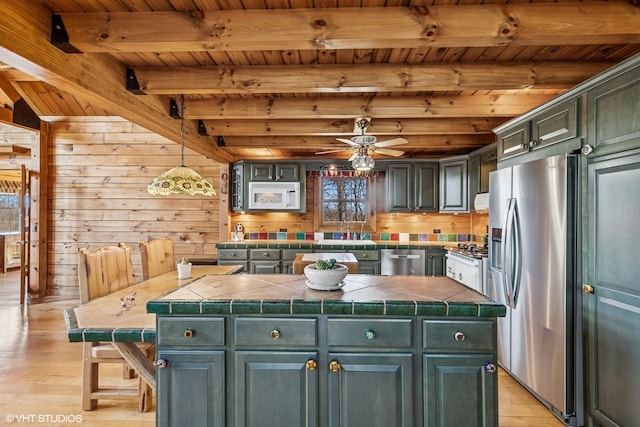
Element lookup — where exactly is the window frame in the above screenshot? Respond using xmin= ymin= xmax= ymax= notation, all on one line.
xmin=313 ymin=175 xmax=377 ymax=232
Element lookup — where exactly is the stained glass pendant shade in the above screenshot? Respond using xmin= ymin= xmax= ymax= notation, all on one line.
xmin=147 ymin=96 xmax=216 ymax=196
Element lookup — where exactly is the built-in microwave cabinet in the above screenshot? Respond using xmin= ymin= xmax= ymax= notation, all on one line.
xmin=496 ymin=98 xmax=578 ymax=162
xmin=249 ymin=162 xmax=301 ymax=181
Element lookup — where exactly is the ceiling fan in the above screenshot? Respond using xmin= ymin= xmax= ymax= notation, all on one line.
xmin=316 ymin=117 xmax=408 ymax=162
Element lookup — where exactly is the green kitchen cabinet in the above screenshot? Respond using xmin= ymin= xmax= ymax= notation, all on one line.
xmin=585 ymin=150 xmax=640 ymax=427
xmin=156 ymin=349 xmax=225 ymax=427
xmin=495 ymin=98 xmax=579 ymax=163
xmin=235 ymin=351 xmax=319 ymax=427
xmin=439 ymin=158 xmax=468 ymax=212
xmin=350 ymin=249 xmax=380 ymax=275
xmin=423 ymin=354 xmax=497 ymax=427
xmin=218 ymin=249 xmax=249 ymax=272
xmin=386 ymin=162 xmax=439 ymax=212
xmin=249 ymin=248 xmax=281 ymax=274
xmin=249 ymin=162 xmax=301 ymax=181
xmin=327 ymin=353 xmax=414 ymax=427
xmin=426 ymin=249 xmax=446 ymax=276
xmin=231 ymin=162 xmax=244 ymax=212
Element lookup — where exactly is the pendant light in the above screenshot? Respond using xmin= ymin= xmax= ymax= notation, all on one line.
xmin=351 ymin=147 xmax=375 ymax=171
xmin=147 ymin=95 xmax=216 ymax=196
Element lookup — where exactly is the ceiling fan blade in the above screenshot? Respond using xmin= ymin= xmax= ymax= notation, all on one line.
xmin=348 ymin=152 xmax=359 ymax=161
xmin=337 ymin=138 xmax=361 ymax=147
xmin=315 ymin=149 xmax=352 ymax=155
xmin=373 ymin=137 xmax=408 ymax=148
xmin=375 ymin=148 xmax=405 ymax=157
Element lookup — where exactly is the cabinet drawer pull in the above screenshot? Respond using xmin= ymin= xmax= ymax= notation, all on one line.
xmin=263 ymin=252 xmax=269 ymax=257
xmin=454 ymin=331 xmax=466 ymax=342
xmin=306 ymin=360 xmax=317 ymax=371
xmin=156 ymin=359 xmax=167 ymax=369
xmin=269 ymin=329 xmax=281 ymax=340
xmin=361 ymin=253 xmax=368 ymax=258
xmin=329 ymin=360 xmax=341 ymax=372
xmin=365 ymin=330 xmax=376 ymax=340
xmin=183 ymin=329 xmax=194 ymax=338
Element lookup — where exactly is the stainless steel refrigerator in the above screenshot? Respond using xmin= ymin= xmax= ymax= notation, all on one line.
xmin=488 ymin=153 xmax=583 ymax=426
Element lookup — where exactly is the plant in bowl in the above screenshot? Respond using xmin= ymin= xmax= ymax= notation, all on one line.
xmin=303 ymin=258 xmax=348 ymax=291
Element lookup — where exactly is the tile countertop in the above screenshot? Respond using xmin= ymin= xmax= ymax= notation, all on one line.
xmin=216 ymin=240 xmax=448 ymax=249
xmin=146 ymin=274 xmax=506 ymax=318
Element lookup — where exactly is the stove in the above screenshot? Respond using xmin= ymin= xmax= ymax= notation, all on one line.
xmin=445 ymin=243 xmax=488 ymax=295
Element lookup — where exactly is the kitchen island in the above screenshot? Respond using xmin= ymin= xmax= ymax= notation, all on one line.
xmin=147 ymin=273 xmax=505 ymax=427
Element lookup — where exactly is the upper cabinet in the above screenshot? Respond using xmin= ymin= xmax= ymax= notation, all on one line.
xmin=496 ymin=98 xmax=579 ymax=162
xmin=386 ymin=162 xmax=439 ymax=213
xmin=439 ymin=158 xmax=468 ymax=212
xmin=587 ymin=65 xmax=640 ymax=158
xmin=250 ymin=162 xmax=301 ymax=181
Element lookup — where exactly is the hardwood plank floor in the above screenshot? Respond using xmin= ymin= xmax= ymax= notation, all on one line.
xmin=0 ymin=270 xmax=564 ymax=426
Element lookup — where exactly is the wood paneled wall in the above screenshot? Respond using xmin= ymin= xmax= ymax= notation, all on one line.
xmin=48 ymin=118 xmax=222 ymax=296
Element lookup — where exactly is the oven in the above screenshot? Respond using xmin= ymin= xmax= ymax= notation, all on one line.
xmin=445 ymin=245 xmax=488 ymax=294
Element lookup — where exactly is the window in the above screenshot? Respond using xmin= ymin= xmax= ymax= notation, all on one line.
xmin=320 ymin=177 xmax=369 ymax=227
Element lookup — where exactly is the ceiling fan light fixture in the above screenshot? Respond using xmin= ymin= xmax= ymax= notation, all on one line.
xmin=352 ymin=154 xmax=375 ymax=171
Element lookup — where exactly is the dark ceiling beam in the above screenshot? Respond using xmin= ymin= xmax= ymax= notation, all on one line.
xmin=131 ymin=62 xmax=614 ymax=95
xmin=0 ymin=2 xmax=232 ymax=163
xmin=55 ymin=3 xmax=640 ymax=53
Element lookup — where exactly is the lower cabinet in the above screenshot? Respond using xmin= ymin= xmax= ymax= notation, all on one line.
xmin=156 ymin=315 xmax=498 ymax=427
xmin=423 ymin=354 xmax=497 ymax=427
xmin=327 ymin=353 xmax=414 ymax=427
xmin=426 ymin=249 xmax=446 ymax=276
xmin=156 ymin=350 xmax=225 ymax=427
xmin=235 ymin=351 xmax=318 ymax=427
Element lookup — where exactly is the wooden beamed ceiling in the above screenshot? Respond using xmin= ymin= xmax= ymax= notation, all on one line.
xmin=1 ymin=1 xmax=640 ymax=162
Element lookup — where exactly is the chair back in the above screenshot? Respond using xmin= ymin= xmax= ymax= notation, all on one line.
xmin=139 ymin=237 xmax=175 ymax=280
xmin=78 ymin=243 xmax=134 ymax=303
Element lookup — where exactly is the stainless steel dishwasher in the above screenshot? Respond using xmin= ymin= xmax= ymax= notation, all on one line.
xmin=380 ymin=249 xmax=426 ymax=275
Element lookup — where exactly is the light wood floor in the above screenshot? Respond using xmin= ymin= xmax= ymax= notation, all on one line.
xmin=0 ymin=270 xmax=564 ymax=426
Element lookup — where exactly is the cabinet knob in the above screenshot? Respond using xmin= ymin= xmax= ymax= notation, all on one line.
xmin=528 ymin=140 xmax=538 ymax=147
xmin=454 ymin=331 xmax=466 ymax=342
xmin=263 ymin=252 xmax=268 ymax=257
xmin=484 ymin=362 xmax=497 ymax=373
xmin=230 ymin=252 xmax=236 ymax=257
xmin=362 ymin=253 xmax=368 ymax=259
xmin=329 ymin=360 xmax=341 ymax=372
xmin=306 ymin=360 xmax=317 ymax=371
xmin=183 ymin=329 xmax=194 ymax=338
xmin=364 ymin=330 xmax=376 ymax=340
xmin=156 ymin=359 xmax=167 ymax=369
xmin=269 ymin=329 xmax=281 ymax=340
xmin=582 ymin=284 xmax=594 ymax=294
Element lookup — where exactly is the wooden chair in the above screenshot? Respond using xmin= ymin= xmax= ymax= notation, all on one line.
xmin=78 ymin=243 xmax=153 ymax=412
xmin=139 ymin=237 xmax=175 ymax=280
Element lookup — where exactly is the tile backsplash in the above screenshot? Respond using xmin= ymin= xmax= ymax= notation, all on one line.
xmin=243 ymin=231 xmax=486 ymax=244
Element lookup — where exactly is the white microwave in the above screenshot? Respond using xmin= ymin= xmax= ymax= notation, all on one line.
xmin=248 ymin=181 xmax=301 ymax=210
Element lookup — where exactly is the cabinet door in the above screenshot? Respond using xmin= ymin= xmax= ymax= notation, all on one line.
xmin=357 ymin=261 xmax=380 ymax=275
xmin=585 ymin=151 xmax=640 ymax=426
xmin=235 ymin=351 xmax=318 ymax=427
xmin=249 ymin=163 xmax=274 ymax=181
xmin=423 ymin=354 xmax=497 ymax=427
xmin=439 ymin=160 xmax=468 ymax=212
xmin=414 ymin=163 xmax=439 ymax=212
xmin=156 ymin=350 xmax=225 ymax=427
xmin=250 ymin=260 xmax=281 ymax=274
xmin=426 ymin=250 xmax=445 ymax=276
xmin=530 ymin=99 xmax=577 ymax=152
xmin=588 ymin=68 xmax=640 ymax=157
xmin=275 ymin=163 xmax=300 ymax=181
xmin=327 ymin=353 xmax=414 ymax=427
xmin=386 ymin=163 xmax=413 ymax=212
xmin=497 ymin=122 xmax=530 ymax=161
xmin=231 ymin=163 xmax=244 ymax=211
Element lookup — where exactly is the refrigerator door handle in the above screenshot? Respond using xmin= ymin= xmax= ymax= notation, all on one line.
xmin=510 ymin=199 xmax=523 ymax=309
xmin=503 ymin=198 xmax=516 ymax=308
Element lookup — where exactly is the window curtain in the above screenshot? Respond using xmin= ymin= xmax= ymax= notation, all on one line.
xmin=307 ymin=170 xmax=384 ymax=178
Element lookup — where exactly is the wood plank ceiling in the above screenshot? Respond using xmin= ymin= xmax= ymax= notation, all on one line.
xmin=1 ymin=0 xmax=640 ymax=163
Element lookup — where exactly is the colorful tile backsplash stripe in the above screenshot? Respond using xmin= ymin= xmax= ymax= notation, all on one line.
xmin=242 ymin=231 xmax=485 ymax=243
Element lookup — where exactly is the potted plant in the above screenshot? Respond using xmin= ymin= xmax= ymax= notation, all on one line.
xmin=303 ymin=258 xmax=348 ymax=290
xmin=177 ymin=257 xmax=192 ymax=279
